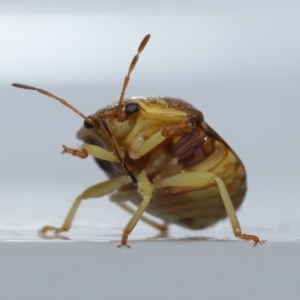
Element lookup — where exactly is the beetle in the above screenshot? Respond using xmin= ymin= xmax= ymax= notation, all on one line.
xmin=12 ymin=34 xmax=263 ymax=247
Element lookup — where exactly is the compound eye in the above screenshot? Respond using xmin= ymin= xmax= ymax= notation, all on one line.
xmin=83 ymin=116 xmax=94 ymax=129
xmin=125 ymin=102 xmax=140 ymax=116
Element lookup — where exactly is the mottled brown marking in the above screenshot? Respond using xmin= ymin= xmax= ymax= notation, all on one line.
xmin=162 ymin=120 xmax=192 ymax=138
xmin=168 ymin=123 xmax=215 ymax=168
xmin=202 ymin=137 xmax=214 ymax=156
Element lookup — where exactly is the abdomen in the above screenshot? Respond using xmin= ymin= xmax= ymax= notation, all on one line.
xmin=131 ymin=141 xmax=247 ymax=229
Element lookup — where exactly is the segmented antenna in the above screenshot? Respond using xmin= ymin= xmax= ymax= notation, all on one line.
xmin=12 ymin=34 xmax=151 ymax=125
xmin=12 ymin=83 xmax=96 ymax=127
xmin=117 ymin=34 xmax=151 ymax=120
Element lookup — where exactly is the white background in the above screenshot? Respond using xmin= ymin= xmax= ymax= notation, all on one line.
xmin=0 ymin=1 xmax=300 ymax=299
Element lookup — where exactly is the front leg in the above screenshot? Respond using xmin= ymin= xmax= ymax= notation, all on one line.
xmin=62 ymin=143 xmax=119 ymax=162
xmin=41 ymin=143 xmax=125 ymax=237
xmin=41 ymin=176 xmax=131 ymax=235
xmin=118 ymin=170 xmax=153 ymax=248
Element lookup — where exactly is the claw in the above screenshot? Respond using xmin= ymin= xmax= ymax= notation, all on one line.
xmin=235 ymin=231 xmax=265 ymax=246
xmin=253 ymin=238 xmax=266 ymax=247
xmin=117 ymin=243 xmax=130 ymax=249
xmin=61 ymin=145 xmax=88 ymax=159
xmin=40 ymin=225 xmax=58 ymax=233
xmin=38 ymin=227 xmax=70 ymax=240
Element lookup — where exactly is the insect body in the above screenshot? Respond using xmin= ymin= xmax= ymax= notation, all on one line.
xmin=13 ymin=34 xmax=263 ymax=247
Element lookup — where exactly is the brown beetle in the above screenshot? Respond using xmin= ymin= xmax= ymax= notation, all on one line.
xmin=13 ymin=34 xmax=263 ymax=247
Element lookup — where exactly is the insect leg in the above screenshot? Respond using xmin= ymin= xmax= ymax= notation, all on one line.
xmin=110 ymin=189 xmax=168 ymax=233
xmin=118 ymin=170 xmax=153 ymax=248
xmin=40 ymin=176 xmax=130 ymax=235
xmin=129 ymin=120 xmax=192 ymax=159
xmin=82 ymin=143 xmax=120 ymax=161
xmin=155 ymin=172 xmax=264 ymax=246
xmin=114 ymin=201 xmax=168 ymax=232
xmin=62 ymin=143 xmax=119 ymax=162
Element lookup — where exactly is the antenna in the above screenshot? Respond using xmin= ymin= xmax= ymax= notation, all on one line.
xmin=12 ymin=83 xmax=96 ymax=127
xmin=117 ymin=34 xmax=151 ymax=120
